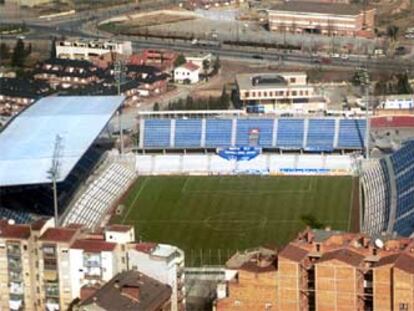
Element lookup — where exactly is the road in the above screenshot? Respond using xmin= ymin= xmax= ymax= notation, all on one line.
xmin=2 ymin=2 xmax=413 ymax=72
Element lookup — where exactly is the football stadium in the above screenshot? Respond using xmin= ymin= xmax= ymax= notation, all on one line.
xmin=2 ymin=97 xmax=414 ymax=267
xmin=113 ymin=111 xmax=366 ymax=265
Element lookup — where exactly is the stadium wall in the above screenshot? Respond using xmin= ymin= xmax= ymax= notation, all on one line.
xmin=135 ymin=154 xmax=357 ymax=176
xmin=361 ymin=141 xmax=414 ymax=237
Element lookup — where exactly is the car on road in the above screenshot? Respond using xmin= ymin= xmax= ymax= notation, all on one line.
xmin=252 ymin=55 xmax=264 ymax=60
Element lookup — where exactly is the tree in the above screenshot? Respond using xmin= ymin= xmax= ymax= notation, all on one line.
xmin=213 ymin=55 xmax=221 ymax=73
xmin=202 ymin=59 xmax=210 ymax=81
xmin=174 ymin=54 xmax=186 ymax=67
xmin=220 ymin=85 xmax=230 ymax=109
xmin=25 ymin=43 xmax=32 ymax=56
xmin=0 ymin=43 xmax=10 ymax=60
xmin=300 ymin=213 xmax=324 ymax=229
xmin=153 ymin=102 xmax=160 ymax=111
xmin=11 ymin=39 xmax=26 ymax=67
xmin=386 ymin=25 xmax=399 ymax=41
xmin=50 ymin=37 xmax=57 ymax=59
xmin=396 ymin=73 xmax=413 ymax=94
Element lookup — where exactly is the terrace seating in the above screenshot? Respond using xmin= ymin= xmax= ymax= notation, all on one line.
xmin=390 ymin=141 xmax=414 ymax=175
xmin=236 ymin=119 xmax=273 ymax=147
xmin=337 ymin=119 xmax=366 ymax=149
xmin=143 ymin=119 xmax=171 ymax=148
xmin=276 ymin=119 xmax=304 ymax=149
xmin=205 ymin=119 xmax=232 ymax=148
xmin=63 ymin=163 xmax=136 ymax=229
xmin=306 ymin=119 xmax=335 ymax=151
xmin=0 ymin=207 xmax=33 ymax=224
xmin=175 ymin=119 xmax=202 ymax=147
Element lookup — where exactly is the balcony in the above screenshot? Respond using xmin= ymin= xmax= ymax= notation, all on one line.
xmin=43 ymin=270 xmax=58 ymax=282
xmin=9 ymin=282 xmax=24 ymax=295
xmin=7 ymin=259 xmax=23 ymax=272
xmin=7 ymin=244 xmax=21 ymax=257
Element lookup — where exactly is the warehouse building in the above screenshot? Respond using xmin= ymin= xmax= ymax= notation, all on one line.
xmin=267 ymin=2 xmax=376 ymax=38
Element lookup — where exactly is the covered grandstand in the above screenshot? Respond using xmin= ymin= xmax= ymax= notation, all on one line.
xmin=138 ymin=116 xmax=366 ymax=151
xmin=361 ymin=140 xmax=414 ymax=237
xmin=0 ymin=96 xmax=124 ymax=222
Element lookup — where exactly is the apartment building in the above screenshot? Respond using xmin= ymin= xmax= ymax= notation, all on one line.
xmin=268 ymin=2 xmax=376 ymax=38
xmin=56 ymin=39 xmax=132 ymax=60
xmin=129 ymin=49 xmax=178 ymax=72
xmin=216 ymin=228 xmax=414 ymax=311
xmin=78 ymin=270 xmax=172 ymax=311
xmin=0 ymin=219 xmax=185 ymax=311
xmin=215 ymin=247 xmax=277 ymax=310
xmin=235 ymin=72 xmax=326 ymax=113
xmin=128 ymin=242 xmax=186 ymax=311
xmin=33 ymin=58 xmax=105 ymax=90
xmin=0 ymin=77 xmax=52 ymax=116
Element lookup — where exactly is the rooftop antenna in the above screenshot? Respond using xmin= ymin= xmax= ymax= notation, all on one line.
xmin=48 ymin=135 xmax=63 ymax=226
xmin=114 ymin=59 xmax=125 ymax=156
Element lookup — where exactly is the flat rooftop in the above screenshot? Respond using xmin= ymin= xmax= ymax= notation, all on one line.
xmin=236 ymin=72 xmax=307 ymax=90
xmin=269 ymin=2 xmax=369 ymax=15
xmin=0 ymin=96 xmax=124 ymax=187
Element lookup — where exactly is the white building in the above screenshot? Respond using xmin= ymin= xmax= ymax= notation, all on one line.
xmin=379 ymin=94 xmax=414 ymax=110
xmin=55 ymin=39 xmax=132 ymax=60
xmin=185 ymin=52 xmax=213 ymax=69
xmin=174 ymin=62 xmax=200 ymax=84
xmin=128 ymin=242 xmax=186 ymax=311
xmin=0 ymin=219 xmax=186 ymax=311
xmin=236 ymin=72 xmax=327 ymax=113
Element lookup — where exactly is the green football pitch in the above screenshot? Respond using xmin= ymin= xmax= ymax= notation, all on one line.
xmin=114 ymin=175 xmax=356 ymax=266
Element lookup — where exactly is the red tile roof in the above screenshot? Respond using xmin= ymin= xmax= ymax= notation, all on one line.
xmin=182 ymin=62 xmax=199 ymax=71
xmin=374 ymin=253 xmax=414 ymax=274
xmin=106 ymin=224 xmax=132 ymax=233
xmin=39 ymin=228 xmax=77 ymax=243
xmin=318 ymin=248 xmax=365 ymax=267
xmin=134 ymin=242 xmax=157 ymax=254
xmin=279 ymin=244 xmax=309 ymax=262
xmin=31 ymin=218 xmax=49 ymax=231
xmin=0 ymin=221 xmax=31 ymax=239
xmin=71 ymin=239 xmax=117 ymax=252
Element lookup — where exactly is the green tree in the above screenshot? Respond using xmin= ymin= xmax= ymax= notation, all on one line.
xmin=220 ymin=85 xmax=230 ymax=109
xmin=386 ymin=25 xmax=399 ymax=41
xmin=50 ymin=37 xmax=57 ymax=59
xmin=396 ymin=73 xmax=413 ymax=94
xmin=11 ymin=39 xmax=26 ymax=67
xmin=174 ymin=54 xmax=186 ymax=67
xmin=202 ymin=59 xmax=210 ymax=81
xmin=0 ymin=43 xmax=10 ymax=60
xmin=153 ymin=102 xmax=160 ymax=111
xmin=300 ymin=213 xmax=324 ymax=229
xmin=213 ymin=55 xmax=221 ymax=73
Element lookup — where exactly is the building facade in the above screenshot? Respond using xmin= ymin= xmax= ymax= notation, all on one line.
xmin=56 ymin=39 xmax=132 ymax=60
xmin=174 ymin=62 xmax=200 ymax=84
xmin=235 ymin=72 xmax=326 ymax=113
xmin=0 ymin=220 xmax=185 ymax=311
xmin=268 ymin=2 xmax=375 ymax=38
xmin=216 ymin=228 xmax=414 ymax=311
xmin=128 ymin=242 xmax=186 ymax=311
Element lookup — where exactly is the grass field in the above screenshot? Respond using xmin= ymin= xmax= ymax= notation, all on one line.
xmin=114 ymin=175 xmax=356 ymax=266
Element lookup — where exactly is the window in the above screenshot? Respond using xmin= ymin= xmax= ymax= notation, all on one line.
xmin=23 ymin=245 xmax=27 ymax=251
xmin=244 ymin=92 xmax=249 ymax=97
xmin=399 ymin=303 xmax=409 ymax=311
xmin=290 ymin=77 xmax=296 ymax=83
xmin=257 ymin=92 xmax=262 ymax=97
xmin=292 ymin=91 xmax=297 ymax=96
xmin=264 ymin=92 xmax=268 ymax=97
xmin=252 ymin=92 xmax=256 ymax=97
